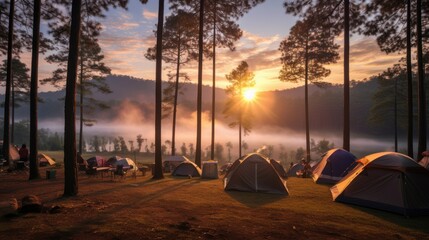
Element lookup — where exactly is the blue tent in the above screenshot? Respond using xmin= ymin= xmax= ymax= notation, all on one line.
xmin=312 ymin=148 xmax=357 ymax=184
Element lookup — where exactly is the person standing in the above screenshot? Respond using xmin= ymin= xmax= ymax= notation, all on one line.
xmin=19 ymin=144 xmax=29 ymax=162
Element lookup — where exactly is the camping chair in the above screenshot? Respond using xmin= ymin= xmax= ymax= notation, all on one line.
xmin=113 ymin=165 xmax=126 ymax=180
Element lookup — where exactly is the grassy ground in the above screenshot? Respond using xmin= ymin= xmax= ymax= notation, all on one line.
xmin=0 ymin=166 xmax=428 ymax=239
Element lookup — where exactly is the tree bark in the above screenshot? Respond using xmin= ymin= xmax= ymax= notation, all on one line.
xmin=304 ymin=36 xmax=310 ymax=161
xmin=63 ymin=0 xmax=82 ymax=197
xmin=406 ymin=0 xmax=413 ymax=158
xmin=171 ymin=41 xmax=181 ymax=156
xmin=3 ymin=0 xmax=14 ymax=164
xmin=210 ymin=1 xmax=217 ymax=160
xmin=394 ymin=77 xmax=398 ymax=152
xmin=29 ymin=0 xmax=41 ymax=180
xmin=195 ymin=0 xmax=205 ymax=167
xmin=343 ymin=0 xmax=350 ymax=151
xmin=239 ymin=80 xmax=242 ymax=158
xmin=79 ymin=59 xmax=84 ymax=154
xmin=153 ymin=0 xmax=164 ymax=179
xmin=416 ymin=0 xmax=426 ymax=160
xmin=11 ymin=75 xmax=14 ymax=143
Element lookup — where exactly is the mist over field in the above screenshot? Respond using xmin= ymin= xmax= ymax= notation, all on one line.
xmin=4 ymin=75 xmax=414 ymax=160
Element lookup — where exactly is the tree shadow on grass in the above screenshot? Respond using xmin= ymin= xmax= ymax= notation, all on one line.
xmin=42 ymin=178 xmax=201 ymax=239
xmin=341 ymin=202 xmax=429 ymax=234
xmin=225 ymin=190 xmax=287 ymax=208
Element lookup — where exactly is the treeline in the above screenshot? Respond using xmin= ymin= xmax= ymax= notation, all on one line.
xmin=0 ymin=120 xmax=63 ymax=151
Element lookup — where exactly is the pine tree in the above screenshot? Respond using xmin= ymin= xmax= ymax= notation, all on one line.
xmin=146 ymin=10 xmax=198 ymax=156
xmin=279 ymin=18 xmax=339 ymax=161
xmin=170 ymin=0 xmax=265 ymax=161
xmin=43 ymin=2 xmax=113 ymax=154
xmin=154 ymin=0 xmax=165 ymax=179
xmin=223 ymin=61 xmax=255 ymax=157
xmin=283 ymin=0 xmax=365 ymax=152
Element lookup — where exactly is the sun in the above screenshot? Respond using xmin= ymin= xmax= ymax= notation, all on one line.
xmin=243 ymin=88 xmax=256 ymax=101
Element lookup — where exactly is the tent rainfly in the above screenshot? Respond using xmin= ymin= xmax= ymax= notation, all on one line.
xmin=270 ymin=159 xmax=287 ymax=179
xmin=224 ymin=153 xmax=289 ymax=195
xmin=172 ymin=160 xmax=202 ymax=177
xmin=312 ymin=148 xmax=357 ymax=184
xmin=38 ymin=153 xmax=56 ymax=166
xmin=163 ymin=155 xmax=190 ymax=172
xmin=331 ymin=152 xmax=429 ymax=216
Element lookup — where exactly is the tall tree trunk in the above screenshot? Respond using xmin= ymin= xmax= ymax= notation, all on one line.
xmin=304 ymin=37 xmax=310 ymax=161
xmin=195 ymin=0 xmax=205 ymax=167
xmin=79 ymin=59 xmax=84 ymax=154
xmin=210 ymin=1 xmax=217 ymax=160
xmin=394 ymin=77 xmax=398 ymax=152
xmin=239 ymin=123 xmax=242 ymax=157
xmin=416 ymin=0 xmax=426 ymax=160
xmin=3 ymin=0 xmax=14 ymax=164
xmin=29 ymin=0 xmax=41 ymax=180
xmin=153 ymin=0 xmax=164 ymax=179
xmin=406 ymin=0 xmax=413 ymax=158
xmin=239 ymin=80 xmax=242 ymax=157
xmin=63 ymin=0 xmax=82 ymax=197
xmin=343 ymin=0 xmax=350 ymax=151
xmin=11 ymin=77 xmax=14 ymax=143
xmin=171 ymin=42 xmax=181 ymax=156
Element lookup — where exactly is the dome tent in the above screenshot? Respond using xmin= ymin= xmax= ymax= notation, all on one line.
xmin=38 ymin=153 xmax=56 ymax=166
xmin=110 ymin=158 xmax=138 ymax=172
xmin=172 ymin=160 xmax=202 ymax=177
xmin=312 ymin=148 xmax=357 ymax=184
xmin=331 ymin=152 xmax=429 ymax=216
xmin=224 ymin=153 xmax=289 ymax=195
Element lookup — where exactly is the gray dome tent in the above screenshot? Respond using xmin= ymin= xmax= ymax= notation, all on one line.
xmin=224 ymin=153 xmax=289 ymax=195
xmin=172 ymin=160 xmax=202 ymax=177
xmin=331 ymin=152 xmax=429 ymax=216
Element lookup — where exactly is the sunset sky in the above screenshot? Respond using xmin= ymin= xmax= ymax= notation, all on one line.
xmin=25 ymin=0 xmax=404 ymax=92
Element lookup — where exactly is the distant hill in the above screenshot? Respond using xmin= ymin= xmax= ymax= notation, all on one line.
xmin=1 ymin=74 xmax=398 ymax=139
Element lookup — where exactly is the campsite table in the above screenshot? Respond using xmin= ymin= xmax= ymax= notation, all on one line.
xmin=108 ymin=166 xmax=133 ymax=179
xmin=95 ymin=167 xmax=110 ymax=178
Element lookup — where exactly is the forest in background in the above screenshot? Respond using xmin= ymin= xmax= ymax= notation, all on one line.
xmin=2 ymin=73 xmax=428 ymax=160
